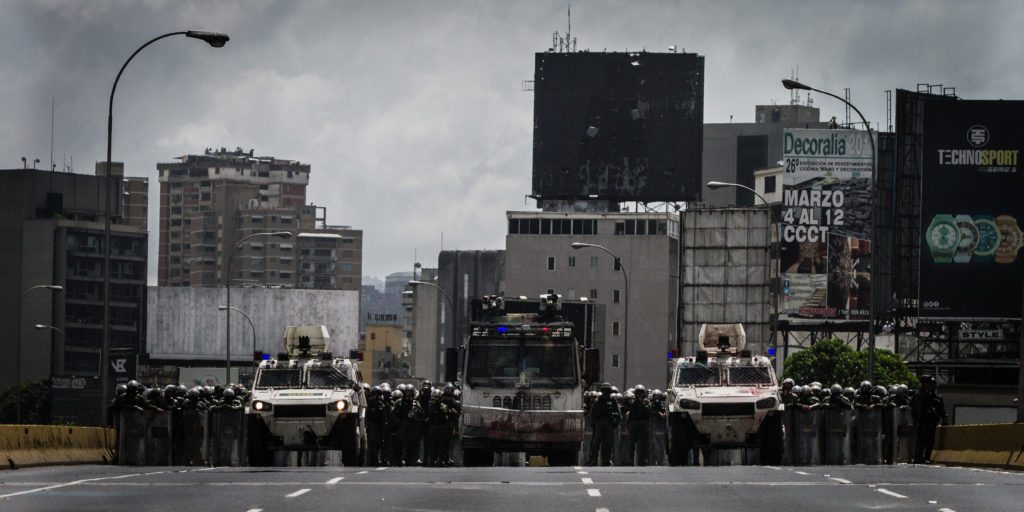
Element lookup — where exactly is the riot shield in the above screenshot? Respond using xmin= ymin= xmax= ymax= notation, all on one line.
xmin=789 ymin=408 xmax=821 ymax=466
xmin=616 ymin=423 xmax=632 ymax=466
xmin=118 ymin=408 xmax=147 ymax=466
xmin=821 ymin=409 xmax=851 ymax=465
xmin=852 ymin=408 xmax=883 ymax=464
xmin=893 ymin=406 xmax=915 ymax=464
xmin=781 ymin=406 xmax=796 ymax=465
xmin=209 ymin=408 xmax=246 ymax=467
xmin=145 ymin=410 xmax=173 ymax=466
xmin=173 ymin=409 xmax=209 ymax=466
xmin=650 ymin=416 xmax=668 ymax=466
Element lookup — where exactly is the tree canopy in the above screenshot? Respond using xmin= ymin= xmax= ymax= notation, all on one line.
xmin=782 ymin=339 xmax=918 ymax=388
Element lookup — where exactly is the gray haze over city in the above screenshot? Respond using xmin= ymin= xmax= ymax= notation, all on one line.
xmin=3 ymin=0 xmax=1022 ymax=284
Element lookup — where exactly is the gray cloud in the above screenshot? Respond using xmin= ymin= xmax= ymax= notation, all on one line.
xmin=3 ymin=0 xmax=1023 ymax=282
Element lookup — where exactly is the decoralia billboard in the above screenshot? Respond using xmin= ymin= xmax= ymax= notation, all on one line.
xmin=919 ymin=100 xmax=1024 ymax=319
xmin=780 ymin=128 xmax=874 ymax=319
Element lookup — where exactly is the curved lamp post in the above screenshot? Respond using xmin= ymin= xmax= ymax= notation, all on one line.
xmin=219 ymin=306 xmax=257 ymax=368
xmin=408 ymin=280 xmax=457 ymax=349
xmin=102 ymin=29 xmax=229 ymax=414
xmin=706 ymin=181 xmax=780 ymax=371
xmin=571 ymin=242 xmax=629 ymax=388
xmin=782 ymin=78 xmax=878 ymax=382
xmin=16 ymin=285 xmax=62 ymax=423
xmin=225 ymin=231 xmax=291 ymax=384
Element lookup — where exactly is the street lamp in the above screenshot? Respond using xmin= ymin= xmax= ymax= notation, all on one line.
xmin=34 ymin=324 xmax=66 ymax=337
xmin=782 ymin=78 xmax=879 ymax=382
xmin=225 ymin=231 xmax=291 ymax=384
xmin=219 ymin=306 xmax=257 ymax=368
xmin=101 ymin=29 xmax=229 ymax=416
xmin=408 ymin=280 xmax=457 ymax=331
xmin=706 ymin=181 xmax=780 ymax=370
xmin=16 ymin=285 xmax=62 ymax=423
xmin=571 ymin=242 xmax=629 ymax=388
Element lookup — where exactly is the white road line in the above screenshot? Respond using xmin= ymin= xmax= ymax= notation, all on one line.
xmin=877 ymin=488 xmax=908 ymax=499
xmin=376 ymin=467 xmax=387 ymax=471
xmin=326 ymin=477 xmax=344 ymax=485
xmin=0 ymin=472 xmax=144 ymax=499
xmin=577 ymin=471 xmax=589 ymax=475
xmin=587 ymin=489 xmax=602 ymax=497
xmin=285 ymin=488 xmax=311 ymax=498
xmin=765 ymin=466 xmax=781 ymax=470
xmin=581 ymin=478 xmax=594 ymax=484
xmin=596 ymin=508 xmax=610 ymax=512
xmin=830 ymin=478 xmax=853 ymax=485
xmin=938 ymin=508 xmax=956 ymax=512
xmin=794 ymin=471 xmax=810 ymax=475
xmin=245 ymin=509 xmax=263 ymax=512
xmin=573 ymin=466 xmax=583 ymax=470
xmin=357 ymin=470 xmax=369 ymax=475
xmin=929 ymin=501 xmax=938 ymax=504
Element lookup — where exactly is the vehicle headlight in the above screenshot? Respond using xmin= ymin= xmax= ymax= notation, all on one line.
xmin=334 ymin=400 xmax=348 ymax=412
xmin=755 ymin=397 xmax=778 ymax=409
xmin=252 ymin=400 xmax=271 ymax=412
xmin=678 ymin=399 xmax=700 ymax=410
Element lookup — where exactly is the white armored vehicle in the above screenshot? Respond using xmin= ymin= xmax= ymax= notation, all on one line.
xmin=246 ymin=325 xmax=366 ymax=466
xmin=666 ymin=323 xmax=784 ymax=465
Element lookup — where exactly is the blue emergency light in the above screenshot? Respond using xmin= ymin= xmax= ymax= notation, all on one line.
xmin=262 ymin=353 xmax=271 ymax=360
xmin=767 ymin=347 xmax=776 ymax=356
xmin=497 ymin=326 xmax=509 ymax=333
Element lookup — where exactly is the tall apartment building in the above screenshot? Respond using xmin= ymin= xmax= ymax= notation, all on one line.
xmin=0 ymin=169 xmax=147 ymax=426
xmin=156 ymin=147 xmax=360 ymax=290
xmin=504 ymin=211 xmax=680 ymax=389
xmin=96 ymin=162 xmax=148 ymax=230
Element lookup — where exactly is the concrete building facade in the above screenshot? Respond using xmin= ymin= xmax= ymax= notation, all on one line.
xmin=405 ymin=267 xmax=440 ymax=381
xmin=504 ymin=212 xmax=679 ymax=389
xmin=0 ymin=169 xmax=147 ymax=425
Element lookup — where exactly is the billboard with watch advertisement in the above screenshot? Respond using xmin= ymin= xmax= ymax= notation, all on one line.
xmin=919 ymin=99 xmax=1024 ymax=319
xmin=780 ymin=128 xmax=873 ymax=320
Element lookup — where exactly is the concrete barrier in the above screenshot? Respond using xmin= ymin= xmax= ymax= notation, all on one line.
xmin=0 ymin=425 xmax=115 ymax=469
xmin=931 ymin=423 xmax=1024 ymax=470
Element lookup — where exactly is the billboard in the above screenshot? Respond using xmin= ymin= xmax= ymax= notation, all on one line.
xmin=531 ymin=52 xmax=704 ymax=202
xmin=919 ymin=100 xmax=1024 ymax=319
xmin=780 ymin=128 xmax=874 ymax=319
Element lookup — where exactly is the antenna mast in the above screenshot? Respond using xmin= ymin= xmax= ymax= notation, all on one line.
xmin=552 ymin=5 xmax=577 ymax=52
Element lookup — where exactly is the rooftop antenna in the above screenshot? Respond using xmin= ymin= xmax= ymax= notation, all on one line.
xmin=789 ymin=67 xmax=800 ymax=106
xmin=50 ymin=97 xmax=55 ymax=173
xmin=552 ymin=5 xmax=577 ymax=52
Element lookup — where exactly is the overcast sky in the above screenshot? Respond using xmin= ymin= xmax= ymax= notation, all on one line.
xmin=3 ymin=0 xmax=1023 ymax=284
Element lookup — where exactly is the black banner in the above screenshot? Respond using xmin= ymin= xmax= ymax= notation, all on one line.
xmin=919 ymin=99 xmax=1024 ymax=319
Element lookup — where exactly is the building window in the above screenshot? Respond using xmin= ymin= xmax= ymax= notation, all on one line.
xmin=589 ymin=288 xmax=597 ymax=299
xmin=547 ymin=256 xmax=555 ymax=271
xmin=590 ymin=256 xmax=598 ymax=268
xmin=765 ymin=175 xmax=777 ymax=194
xmin=341 ymin=263 xmax=353 ymax=271
xmin=508 ymin=218 xmax=520 ymax=234
xmin=611 ymin=354 xmax=620 ymax=368
xmin=568 ymin=256 xmax=576 ymax=268
xmin=614 ymin=257 xmax=621 ymax=271
xmin=613 ymin=289 xmax=620 ymax=303
xmin=613 ymin=321 xmax=620 ymax=336
xmin=541 ymin=219 xmax=551 ymax=235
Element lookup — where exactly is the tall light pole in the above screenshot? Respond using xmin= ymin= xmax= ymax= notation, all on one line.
xmin=571 ymin=242 xmax=629 ymax=388
xmin=219 ymin=306 xmax=257 ymax=368
xmin=225 ymin=231 xmax=291 ymax=384
xmin=34 ymin=324 xmax=66 ymax=337
xmin=16 ymin=285 xmax=62 ymax=423
xmin=782 ymin=78 xmax=878 ymax=382
xmin=706 ymin=181 xmax=780 ymax=371
xmin=409 ymin=280 xmax=457 ymax=346
xmin=102 ymin=30 xmax=229 ymax=416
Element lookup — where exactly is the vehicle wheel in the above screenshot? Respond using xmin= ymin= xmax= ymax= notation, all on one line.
xmin=339 ymin=416 xmax=361 ymax=467
xmin=759 ymin=413 xmax=784 ymax=466
xmin=548 ymin=448 xmax=579 ymax=467
xmin=246 ymin=415 xmax=273 ymax=467
xmin=462 ymin=447 xmax=493 ymax=467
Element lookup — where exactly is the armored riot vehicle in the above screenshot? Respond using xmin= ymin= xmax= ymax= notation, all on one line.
xmin=666 ymin=323 xmax=784 ymax=465
xmin=246 ymin=325 xmax=366 ymax=466
xmin=450 ymin=294 xmax=600 ymax=466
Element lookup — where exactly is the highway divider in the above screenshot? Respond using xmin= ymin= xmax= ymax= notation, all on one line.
xmin=0 ymin=425 xmax=115 ymax=469
xmin=931 ymin=423 xmax=1024 ymax=470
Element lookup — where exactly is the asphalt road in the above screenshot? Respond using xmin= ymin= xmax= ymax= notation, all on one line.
xmin=1 ymin=463 xmax=1021 ymax=512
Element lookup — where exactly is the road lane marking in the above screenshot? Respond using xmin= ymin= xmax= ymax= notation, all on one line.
xmin=587 ymin=489 xmax=601 ymax=497
xmin=830 ymin=478 xmax=853 ymax=484
xmin=581 ymin=478 xmax=594 ymax=484
xmin=596 ymin=509 xmax=610 ymax=512
xmin=765 ymin=466 xmax=781 ymax=470
xmin=929 ymin=501 xmax=937 ymax=504
xmin=578 ymin=471 xmax=589 ymax=475
xmin=357 ymin=470 xmax=369 ymax=475
xmin=376 ymin=467 xmax=387 ymax=471
xmin=0 ymin=472 xmax=144 ymax=499
xmin=938 ymin=508 xmax=956 ymax=512
xmin=286 ymin=488 xmax=311 ymax=498
xmin=877 ymin=488 xmax=908 ymax=499
xmin=573 ymin=466 xmax=582 ymax=470
xmin=794 ymin=471 xmax=810 ymax=475
xmin=327 ymin=477 xmax=344 ymax=484
xmin=245 ymin=509 xmax=263 ymax=512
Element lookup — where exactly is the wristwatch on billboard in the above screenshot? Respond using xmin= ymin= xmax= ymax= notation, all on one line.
xmin=953 ymin=214 xmax=979 ymax=263
xmin=972 ymin=215 xmax=1000 ymax=263
xmin=926 ymin=214 xmax=959 ymax=264
xmin=995 ymin=215 xmax=1023 ymax=264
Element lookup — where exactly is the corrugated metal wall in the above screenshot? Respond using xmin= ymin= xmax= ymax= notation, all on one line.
xmin=681 ymin=208 xmax=772 ymax=355
xmin=146 ymin=287 xmax=359 ymax=361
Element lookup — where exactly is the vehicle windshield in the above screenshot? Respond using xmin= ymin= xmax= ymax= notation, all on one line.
xmin=727 ymin=366 xmax=774 ymax=385
xmin=466 ymin=340 xmax=520 ymax=388
xmin=255 ymin=368 xmax=302 ymax=389
xmin=466 ymin=338 xmax=577 ymax=388
xmin=307 ymin=368 xmax=352 ymax=388
xmin=675 ymin=364 xmax=721 ymax=386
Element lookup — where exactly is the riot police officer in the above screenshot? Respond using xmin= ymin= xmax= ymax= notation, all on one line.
xmin=780 ymin=378 xmax=797 ymax=406
xmin=365 ymin=386 xmax=388 ymax=466
xmin=587 ymin=382 xmax=621 ymax=466
xmin=911 ymin=375 xmax=947 ymax=463
xmin=626 ymin=385 xmax=655 ymax=466
xmin=822 ymin=383 xmax=853 ymax=410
